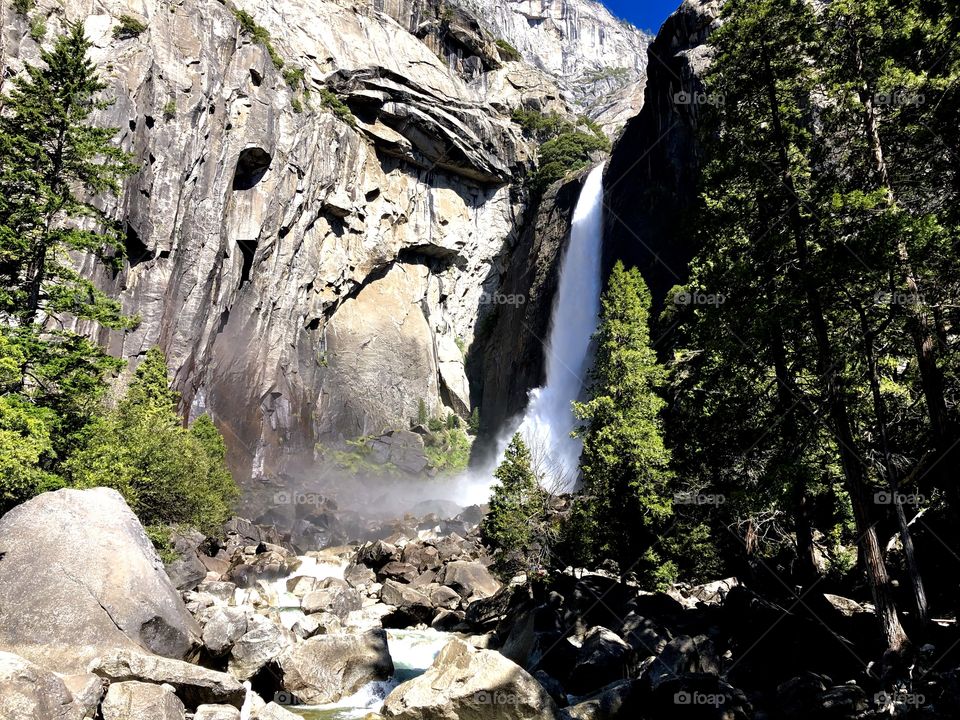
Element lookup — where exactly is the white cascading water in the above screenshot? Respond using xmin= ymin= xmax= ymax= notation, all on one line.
xmin=514 ymin=163 xmax=605 ymax=490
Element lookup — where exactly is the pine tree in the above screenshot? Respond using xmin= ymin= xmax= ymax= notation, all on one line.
xmin=0 ymin=21 xmax=137 ymax=326
xmin=573 ymin=261 xmax=674 ymax=585
xmin=481 ymin=433 xmax=548 ymax=580
xmin=65 ymin=348 xmax=238 ymax=532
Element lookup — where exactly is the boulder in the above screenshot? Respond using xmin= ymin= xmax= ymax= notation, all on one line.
xmin=357 ymin=540 xmax=399 ymax=570
xmin=166 ymin=552 xmax=209 ymax=592
xmin=100 ymin=681 xmax=186 ymax=720
xmin=561 ymin=680 xmax=638 ymax=720
xmin=62 ymin=673 xmax=106 ymax=717
xmin=344 ymin=563 xmax=377 ymax=589
xmin=228 ymin=615 xmax=295 ymax=680
xmin=567 ymin=627 xmax=634 ymax=695
xmin=429 ymin=585 xmax=463 ymax=610
xmin=438 ymin=561 xmax=501 ymax=601
xmin=644 ymin=635 xmax=719 ymax=690
xmin=402 ymin=543 xmax=441 ymax=571
xmin=0 ymin=488 xmax=200 ymax=673
xmin=292 ymin=611 xmax=342 ymax=639
xmin=0 ymin=651 xmax=81 ymax=720
xmin=301 ymin=578 xmax=363 ymax=618
xmin=379 ymin=561 xmax=420 ymax=584
xmin=202 ymin=607 xmax=248 ymax=657
xmin=255 ymin=702 xmax=302 ymax=720
xmin=280 ymin=629 xmax=393 ymax=704
xmin=195 ymin=704 xmax=242 ymax=720
xmin=381 ymin=638 xmax=556 ymax=719
xmin=380 ymin=580 xmax=436 ymax=626
xmin=197 ymin=581 xmax=238 ymax=603
xmin=89 ymin=650 xmax=246 ymax=708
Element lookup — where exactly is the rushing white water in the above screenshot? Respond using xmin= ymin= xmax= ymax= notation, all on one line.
xmin=514 ymin=163 xmax=605 ymax=490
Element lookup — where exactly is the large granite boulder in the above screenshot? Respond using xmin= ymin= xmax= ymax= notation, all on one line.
xmin=90 ymin=650 xmax=247 ymax=708
xmin=280 ymin=629 xmax=393 ymax=704
xmin=0 ymin=488 xmax=200 ymax=673
xmin=438 ymin=560 xmax=502 ymax=601
xmin=100 ymin=680 xmax=186 ymax=720
xmin=0 ymin=651 xmax=86 ymax=720
xmin=381 ymin=638 xmax=556 ymax=719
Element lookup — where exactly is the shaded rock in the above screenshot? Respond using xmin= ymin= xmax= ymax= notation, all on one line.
xmin=280 ymin=629 xmax=393 ymax=704
xmin=645 ymin=635 xmax=719 ymax=690
xmin=561 ymin=679 xmax=639 ymax=719
xmin=101 ymin=681 xmax=186 ymax=720
xmin=90 ymin=650 xmax=246 ymax=708
xmin=0 ymin=651 xmax=79 ymax=720
xmin=380 ymin=580 xmax=436 ymax=626
xmin=438 ymin=560 xmax=501 ymax=601
xmin=62 ymin=673 xmax=106 ymax=718
xmin=567 ymin=627 xmax=634 ymax=696
xmin=431 ymin=609 xmax=466 ymax=631
xmin=430 ymin=585 xmax=462 ymax=610
xmin=0 ymin=488 xmax=200 ymax=673
xmin=381 ymin=638 xmax=556 ymax=719
xmin=402 ymin=543 xmax=442 ymax=571
xmin=166 ymin=551 xmax=209 ymax=592
xmin=357 ymin=540 xmax=399 ymax=570
xmin=379 ymin=561 xmax=421 ymax=584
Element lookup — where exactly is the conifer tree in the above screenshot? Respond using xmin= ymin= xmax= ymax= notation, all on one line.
xmin=481 ymin=433 xmax=548 ymax=580
xmin=574 ymin=261 xmax=674 ymax=584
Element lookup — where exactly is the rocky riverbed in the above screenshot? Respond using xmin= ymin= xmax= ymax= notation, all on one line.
xmin=6 ymin=487 xmax=960 ymax=720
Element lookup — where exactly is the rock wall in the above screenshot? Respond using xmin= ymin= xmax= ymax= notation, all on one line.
xmin=449 ymin=0 xmax=652 ymax=134
xmin=603 ymin=0 xmax=721 ymax=310
xmin=1 ymin=0 xmax=647 ymax=492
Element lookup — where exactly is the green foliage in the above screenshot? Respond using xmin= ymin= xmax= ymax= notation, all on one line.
xmin=495 ymin=38 xmax=521 ymax=62
xmin=427 ymin=416 xmax=445 ymax=433
xmin=13 ymin=0 xmax=34 ymax=15
xmin=233 ymin=8 xmax=284 ymax=70
xmin=319 ymin=88 xmax=355 ymax=126
xmin=511 ymin=110 xmax=611 ymax=193
xmin=290 ymin=96 xmax=303 ymax=114
xmin=283 ymin=66 xmax=305 ymax=90
xmin=445 ymin=413 xmax=460 ymax=430
xmin=0 ymin=22 xmax=139 ymax=328
xmin=145 ymin=524 xmax=179 ymax=564
xmin=112 ymin=15 xmax=147 ymax=40
xmin=29 ymin=16 xmax=46 ymax=42
xmin=573 ymin=261 xmax=674 ymax=584
xmin=481 ymin=434 xmax=548 ymax=580
xmin=468 ymin=407 xmax=480 ymax=434
xmin=423 ymin=428 xmax=471 ymax=474
xmin=64 ymin=348 xmax=238 ymax=533
xmin=417 ymin=398 xmax=429 ymax=426
xmin=162 ymin=99 xmax=176 ymax=120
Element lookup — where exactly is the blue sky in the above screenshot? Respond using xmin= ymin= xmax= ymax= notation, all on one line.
xmin=600 ymin=0 xmax=679 ymax=34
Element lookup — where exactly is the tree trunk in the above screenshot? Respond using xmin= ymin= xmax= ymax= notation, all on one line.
xmin=762 ymin=49 xmax=909 ymax=651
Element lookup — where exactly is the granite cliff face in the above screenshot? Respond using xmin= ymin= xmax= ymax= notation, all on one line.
xmin=604 ymin=0 xmax=721 ymax=309
xmin=1 ymin=0 xmax=647 ymax=491
xmin=450 ymin=0 xmax=652 ymax=134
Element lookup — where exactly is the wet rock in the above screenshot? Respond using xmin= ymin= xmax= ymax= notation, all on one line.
xmin=301 ymin=578 xmax=363 ymax=618
xmin=381 ymin=638 xmax=556 ymax=719
xmin=280 ymin=629 xmax=393 ymax=704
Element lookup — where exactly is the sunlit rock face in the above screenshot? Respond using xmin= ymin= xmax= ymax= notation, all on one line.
xmin=448 ymin=0 xmax=653 ymax=135
xmin=1 ymin=0 xmax=645 ymax=492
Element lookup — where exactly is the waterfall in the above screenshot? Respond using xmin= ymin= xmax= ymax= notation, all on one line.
xmin=514 ymin=163 xmax=605 ymax=490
